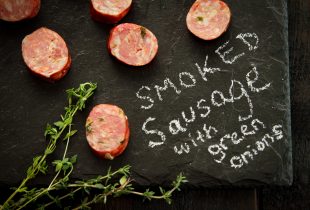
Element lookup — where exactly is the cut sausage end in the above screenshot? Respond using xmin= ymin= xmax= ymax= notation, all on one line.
xmin=22 ymin=27 xmax=71 ymax=82
xmin=0 ymin=0 xmax=41 ymax=22
xmin=86 ymin=104 xmax=130 ymax=160
xmin=108 ymin=23 xmax=158 ymax=66
xmin=186 ymin=0 xmax=231 ymax=40
xmin=90 ymin=0 xmax=132 ymax=24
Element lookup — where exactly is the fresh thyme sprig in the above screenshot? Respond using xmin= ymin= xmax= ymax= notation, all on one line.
xmin=37 ymin=165 xmax=187 ymax=210
xmin=1 ymin=82 xmax=97 ymax=210
xmin=1 ymin=82 xmax=187 ymax=210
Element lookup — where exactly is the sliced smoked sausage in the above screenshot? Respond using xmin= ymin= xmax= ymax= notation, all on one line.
xmin=186 ymin=0 xmax=231 ymax=40
xmin=22 ymin=27 xmax=71 ymax=81
xmin=0 ymin=0 xmax=41 ymax=22
xmin=108 ymin=23 xmax=158 ymax=66
xmin=86 ymin=104 xmax=130 ymax=160
xmin=90 ymin=0 xmax=132 ymax=24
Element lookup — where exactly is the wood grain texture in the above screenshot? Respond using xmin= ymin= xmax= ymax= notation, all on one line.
xmin=260 ymin=0 xmax=310 ymax=209
xmin=92 ymin=189 xmax=257 ymax=210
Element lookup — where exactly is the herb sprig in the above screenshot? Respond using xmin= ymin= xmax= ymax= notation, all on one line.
xmin=1 ymin=82 xmax=187 ymax=209
xmin=1 ymin=82 xmax=97 ymax=209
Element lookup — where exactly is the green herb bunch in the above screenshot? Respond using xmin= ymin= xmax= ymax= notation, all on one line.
xmin=0 ymin=82 xmax=187 ymax=210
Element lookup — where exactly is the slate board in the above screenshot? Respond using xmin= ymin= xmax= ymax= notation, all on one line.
xmin=0 ymin=0 xmax=292 ymax=187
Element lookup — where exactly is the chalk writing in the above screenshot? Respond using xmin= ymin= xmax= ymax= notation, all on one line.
xmin=155 ymin=78 xmax=181 ymax=101
xmin=136 ymin=32 xmax=284 ymax=170
xmin=179 ymin=72 xmax=197 ymax=88
xmin=195 ymin=55 xmax=221 ymax=82
xmin=136 ymin=86 xmax=154 ymax=110
xmin=142 ymin=117 xmax=166 ymax=148
xmin=246 ymin=64 xmax=271 ymax=93
xmin=229 ymin=125 xmax=283 ymax=169
xmin=215 ymin=41 xmax=245 ymax=64
xmin=211 ymin=80 xmax=254 ymax=121
xmin=236 ymin=33 xmax=259 ymax=51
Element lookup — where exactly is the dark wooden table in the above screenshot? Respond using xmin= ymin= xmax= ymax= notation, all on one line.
xmin=1 ymin=0 xmax=308 ymax=209
xmin=92 ymin=0 xmax=310 ymax=209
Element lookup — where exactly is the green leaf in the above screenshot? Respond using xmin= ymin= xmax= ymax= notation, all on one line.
xmin=54 ymin=121 xmax=64 ymax=129
xmin=53 ymin=160 xmax=63 ymax=172
xmin=62 ymin=162 xmax=72 ymax=173
xmin=39 ymin=160 xmax=48 ymax=174
xmin=84 ymin=187 xmax=90 ymax=195
xmin=64 ymin=117 xmax=73 ymax=125
xmin=44 ymin=147 xmax=53 ymax=155
xmin=16 ymin=187 xmax=28 ymax=193
xmin=165 ymin=196 xmax=172 ymax=205
xmin=142 ymin=189 xmax=155 ymax=201
xmin=119 ymin=176 xmax=127 ymax=186
xmin=159 ymin=187 xmax=165 ymax=195
xmin=33 ymin=156 xmax=42 ymax=166
xmin=36 ymin=205 xmax=45 ymax=210
xmin=63 ymin=130 xmax=77 ymax=141
xmin=94 ymin=183 xmax=105 ymax=190
xmin=70 ymin=154 xmax=78 ymax=164
xmin=44 ymin=124 xmax=52 ymax=137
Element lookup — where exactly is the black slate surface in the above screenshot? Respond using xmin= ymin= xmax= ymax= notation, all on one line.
xmin=0 ymin=0 xmax=292 ymax=187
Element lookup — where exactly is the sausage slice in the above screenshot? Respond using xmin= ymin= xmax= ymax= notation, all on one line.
xmin=108 ymin=23 xmax=158 ymax=66
xmin=86 ymin=104 xmax=130 ymax=160
xmin=90 ymin=0 xmax=132 ymax=24
xmin=22 ymin=27 xmax=71 ymax=81
xmin=186 ymin=0 xmax=231 ymax=40
xmin=0 ymin=0 xmax=41 ymax=22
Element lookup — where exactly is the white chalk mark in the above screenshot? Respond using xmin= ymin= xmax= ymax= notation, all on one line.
xmin=169 ymin=119 xmax=187 ymax=135
xmin=179 ymin=72 xmax=197 ymax=88
xmin=256 ymin=141 xmax=266 ymax=151
xmin=154 ymin=78 xmax=181 ymax=101
xmin=196 ymin=130 xmax=206 ymax=143
xmin=215 ymin=41 xmax=245 ymax=64
xmin=251 ymin=119 xmax=266 ymax=130
xmin=142 ymin=117 xmax=166 ymax=148
xmin=246 ymin=65 xmax=271 ymax=93
xmin=262 ymin=134 xmax=274 ymax=146
xmin=208 ymin=144 xmax=226 ymax=163
xmin=219 ymin=134 xmax=230 ymax=150
xmin=197 ymin=99 xmax=211 ymax=118
xmin=230 ymin=156 xmax=243 ymax=169
xmin=230 ymin=80 xmax=253 ymax=121
xmin=182 ymin=106 xmax=196 ymax=123
xmin=211 ymin=80 xmax=254 ymax=121
xmin=241 ymin=125 xmax=255 ymax=136
xmin=241 ymin=151 xmax=254 ymax=164
xmin=136 ymin=86 xmax=154 ymax=110
xmin=211 ymin=90 xmax=227 ymax=107
xmin=236 ymin=33 xmax=259 ymax=51
xmin=195 ymin=55 xmax=221 ymax=82
xmin=189 ymin=133 xmax=198 ymax=147
xmin=203 ymin=124 xmax=218 ymax=139
xmin=174 ymin=143 xmax=190 ymax=155
xmin=231 ymin=132 xmax=244 ymax=144
xmin=272 ymin=124 xmax=283 ymax=140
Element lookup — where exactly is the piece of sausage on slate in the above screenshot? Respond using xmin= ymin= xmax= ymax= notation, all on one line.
xmin=90 ymin=0 xmax=132 ymax=24
xmin=108 ymin=23 xmax=158 ymax=66
xmin=22 ymin=27 xmax=71 ymax=81
xmin=0 ymin=0 xmax=41 ymax=22
xmin=186 ymin=0 xmax=231 ymax=40
xmin=86 ymin=104 xmax=130 ymax=160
